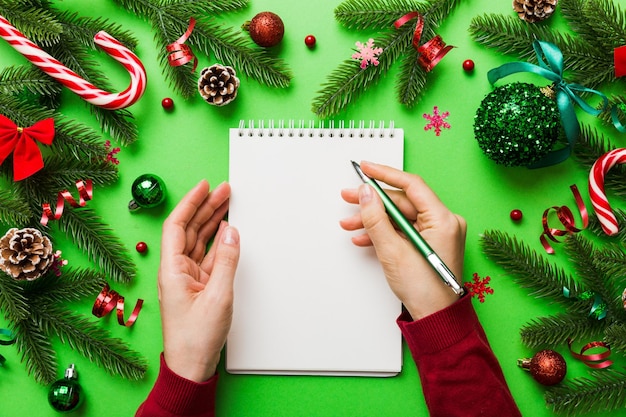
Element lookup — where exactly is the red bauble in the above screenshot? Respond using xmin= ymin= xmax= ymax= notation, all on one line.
xmin=136 ymin=242 xmax=148 ymax=253
xmin=518 ymin=350 xmax=567 ymax=386
xmin=245 ymin=12 xmax=284 ymax=47
xmin=510 ymin=209 xmax=523 ymax=221
xmin=463 ymin=59 xmax=475 ymax=72
xmin=305 ymin=35 xmax=316 ymax=48
xmin=161 ymin=97 xmax=174 ymax=110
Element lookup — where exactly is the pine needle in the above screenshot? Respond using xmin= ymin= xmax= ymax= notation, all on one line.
xmin=520 ymin=313 xmax=606 ymax=348
xmin=334 ymin=0 xmax=427 ymax=30
xmin=13 ymin=316 xmax=58 ymax=384
xmin=0 ymin=65 xmax=62 ymax=97
xmin=0 ymin=189 xmax=33 ymax=226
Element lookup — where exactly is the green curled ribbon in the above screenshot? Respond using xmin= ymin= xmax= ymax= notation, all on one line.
xmin=563 ymin=288 xmax=607 ymax=320
xmin=0 ymin=328 xmax=16 ymax=366
xmin=488 ymin=40 xmax=609 ymax=168
xmin=611 ymin=104 xmax=626 ymax=133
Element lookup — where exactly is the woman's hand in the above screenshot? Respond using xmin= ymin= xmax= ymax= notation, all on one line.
xmin=158 ymin=180 xmax=240 ymax=382
xmin=340 ymin=161 xmax=466 ymax=320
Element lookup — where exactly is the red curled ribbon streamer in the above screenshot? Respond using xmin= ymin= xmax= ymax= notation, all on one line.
xmin=614 ymin=45 xmax=626 ymax=78
xmin=92 ymin=283 xmax=143 ymax=327
xmin=394 ymin=12 xmax=454 ymax=72
xmin=40 ymin=179 xmax=93 ymax=226
xmin=166 ymin=18 xmax=198 ymax=72
xmin=540 ymin=184 xmax=588 ymax=254
xmin=568 ymin=338 xmax=612 ymax=369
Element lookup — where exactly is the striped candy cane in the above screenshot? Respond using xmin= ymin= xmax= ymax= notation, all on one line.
xmin=588 ymin=148 xmax=626 ymax=235
xmin=0 ymin=15 xmax=146 ymax=110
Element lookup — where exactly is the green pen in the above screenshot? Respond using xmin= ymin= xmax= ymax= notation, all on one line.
xmin=351 ymin=161 xmax=465 ymax=296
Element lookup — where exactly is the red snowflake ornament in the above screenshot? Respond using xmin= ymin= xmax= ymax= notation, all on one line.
xmin=352 ymin=38 xmax=383 ymax=69
xmin=423 ymin=106 xmax=451 ymax=136
xmin=464 ymin=273 xmax=494 ymax=302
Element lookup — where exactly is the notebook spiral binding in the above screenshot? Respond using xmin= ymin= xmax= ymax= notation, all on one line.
xmin=237 ymin=120 xmax=397 ymax=139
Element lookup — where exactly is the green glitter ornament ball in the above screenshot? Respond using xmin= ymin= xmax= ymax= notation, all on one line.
xmin=474 ymin=82 xmax=560 ymax=167
xmin=128 ymin=174 xmax=167 ymax=211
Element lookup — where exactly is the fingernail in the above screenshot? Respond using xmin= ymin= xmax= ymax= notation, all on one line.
xmin=222 ymin=226 xmax=238 ymax=245
xmin=359 ymin=184 xmax=373 ymax=204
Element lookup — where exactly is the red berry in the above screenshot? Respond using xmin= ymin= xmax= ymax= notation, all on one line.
xmin=136 ymin=241 xmax=148 ymax=253
xmin=462 ymin=59 xmax=475 ymax=72
xmin=510 ymin=209 xmax=523 ymax=221
xmin=305 ymin=35 xmax=316 ymax=48
xmin=161 ymin=97 xmax=174 ymax=110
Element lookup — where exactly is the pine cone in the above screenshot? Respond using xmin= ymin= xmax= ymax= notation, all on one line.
xmin=513 ymin=0 xmax=558 ymax=22
xmin=198 ymin=64 xmax=240 ymax=106
xmin=0 ymin=227 xmax=53 ymax=281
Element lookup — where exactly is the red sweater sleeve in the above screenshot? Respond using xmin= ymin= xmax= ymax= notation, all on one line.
xmin=397 ymin=295 xmax=521 ymax=417
xmin=135 ymin=354 xmax=218 ymax=417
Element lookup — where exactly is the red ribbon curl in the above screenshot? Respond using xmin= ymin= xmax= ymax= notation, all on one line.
xmin=568 ymin=338 xmax=612 ymax=369
xmin=540 ymin=184 xmax=588 ymax=254
xmin=40 ymin=179 xmax=93 ymax=226
xmin=166 ymin=18 xmax=198 ymax=72
xmin=394 ymin=12 xmax=454 ymax=72
xmin=92 ymin=283 xmax=143 ymax=327
xmin=614 ymin=45 xmax=626 ymax=78
xmin=0 ymin=115 xmax=54 ymax=181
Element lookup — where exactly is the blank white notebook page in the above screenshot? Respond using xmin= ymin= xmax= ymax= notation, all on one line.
xmin=227 ymin=121 xmax=404 ymax=376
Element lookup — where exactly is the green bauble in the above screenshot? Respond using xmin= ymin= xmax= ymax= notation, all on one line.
xmin=473 ymin=82 xmax=560 ymax=167
xmin=48 ymin=365 xmax=82 ymax=412
xmin=128 ymin=174 xmax=167 ymax=211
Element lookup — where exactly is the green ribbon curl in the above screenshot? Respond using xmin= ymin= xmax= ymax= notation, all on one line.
xmin=0 ymin=328 xmax=16 ymax=366
xmin=488 ymin=40 xmax=609 ymax=168
xmin=563 ymin=288 xmax=607 ymax=320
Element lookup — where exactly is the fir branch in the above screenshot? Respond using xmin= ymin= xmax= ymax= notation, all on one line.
xmin=32 ymin=154 xmax=118 ymax=190
xmin=33 ymin=305 xmax=147 ymax=381
xmin=21 ymin=267 xmax=106 ymax=306
xmin=0 ymin=188 xmax=33 ymax=226
xmin=13 ymin=316 xmax=57 ymax=384
xmin=545 ymin=368 xmax=626 ymax=416
xmin=0 ymin=65 xmax=62 ymax=97
xmin=564 ymin=234 xmax=619 ymax=314
xmin=313 ymin=21 xmax=415 ymax=117
xmin=314 ymin=0 xmax=463 ymax=116
xmin=0 ymin=3 xmax=62 ymax=47
xmin=56 ymin=10 xmax=139 ymax=50
xmin=520 ymin=313 xmax=607 ymax=348
xmin=113 ymin=0 xmax=291 ymax=97
xmin=53 ymin=208 xmax=136 ymax=283
xmin=604 ymin=323 xmax=626 ymax=354
xmin=396 ymin=47 xmax=427 ymax=106
xmin=480 ymin=230 xmax=584 ymax=301
xmin=334 ymin=0 xmax=426 ymax=30
xmin=0 ymin=273 xmax=30 ymax=321
xmin=599 ymin=96 xmax=626 ymax=128
xmin=184 ymin=13 xmax=292 ymax=89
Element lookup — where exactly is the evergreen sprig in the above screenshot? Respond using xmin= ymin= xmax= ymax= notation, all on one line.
xmin=0 ymin=65 xmax=61 ymax=98
xmin=0 ymin=189 xmax=32 ymax=226
xmin=545 ymin=368 xmax=626 ymax=416
xmin=520 ymin=313 xmax=607 ymax=347
xmin=0 ymin=268 xmax=146 ymax=384
xmin=480 ymin=230 xmax=584 ymax=301
xmin=113 ymin=0 xmax=292 ymax=98
xmin=312 ymin=0 xmax=462 ymax=117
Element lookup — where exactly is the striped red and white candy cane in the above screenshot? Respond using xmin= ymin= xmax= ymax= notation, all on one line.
xmin=589 ymin=148 xmax=626 ymax=235
xmin=0 ymin=15 xmax=146 ymax=110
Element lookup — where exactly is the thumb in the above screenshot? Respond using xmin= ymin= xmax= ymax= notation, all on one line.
xmin=358 ymin=184 xmax=400 ymax=254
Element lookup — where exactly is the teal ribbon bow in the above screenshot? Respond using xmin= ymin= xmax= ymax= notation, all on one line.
xmin=0 ymin=328 xmax=16 ymax=366
xmin=488 ymin=40 xmax=609 ymax=168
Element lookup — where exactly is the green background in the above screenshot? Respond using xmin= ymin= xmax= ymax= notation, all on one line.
xmin=0 ymin=0 xmax=624 ymax=416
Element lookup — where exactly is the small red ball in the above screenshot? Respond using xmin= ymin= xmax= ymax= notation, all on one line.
xmin=305 ymin=35 xmax=316 ymax=48
xmin=510 ymin=209 xmax=523 ymax=221
xmin=161 ymin=97 xmax=174 ymax=110
xmin=462 ymin=59 xmax=475 ymax=72
xmin=136 ymin=242 xmax=148 ymax=253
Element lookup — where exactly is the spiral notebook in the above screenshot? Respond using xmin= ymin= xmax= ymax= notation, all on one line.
xmin=226 ymin=120 xmax=404 ymax=376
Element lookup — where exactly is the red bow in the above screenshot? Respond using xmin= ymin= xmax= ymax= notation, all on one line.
xmin=615 ymin=45 xmax=626 ymax=78
xmin=0 ymin=115 xmax=54 ymax=181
